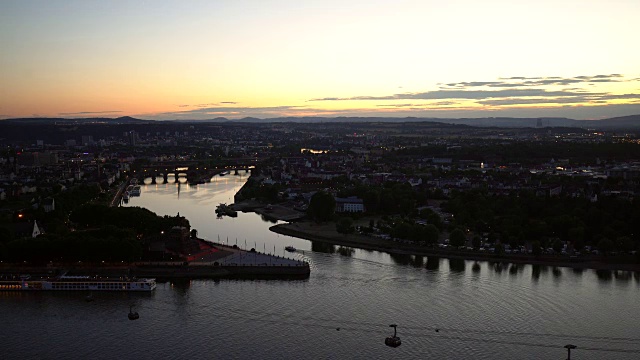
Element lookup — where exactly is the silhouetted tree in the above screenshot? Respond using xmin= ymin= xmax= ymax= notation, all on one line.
xmin=598 ymin=238 xmax=614 ymax=256
xmin=308 ymin=191 xmax=335 ymax=222
xmin=472 ymin=235 xmax=482 ymax=250
xmin=449 ymin=228 xmax=466 ymax=248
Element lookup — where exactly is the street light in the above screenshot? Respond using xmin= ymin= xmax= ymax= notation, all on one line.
xmin=564 ymin=344 xmax=577 ymax=360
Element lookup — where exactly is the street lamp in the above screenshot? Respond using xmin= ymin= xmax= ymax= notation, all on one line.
xmin=564 ymin=344 xmax=577 ymax=360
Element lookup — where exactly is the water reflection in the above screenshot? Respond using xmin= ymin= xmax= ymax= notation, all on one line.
xmin=169 ymin=279 xmax=192 ymax=293
xmin=388 ymin=254 xmax=425 ymax=268
xmin=509 ymin=264 xmax=521 ymax=275
xmin=311 ymin=241 xmax=335 ymax=254
xmin=532 ymin=265 xmax=541 ymax=280
xmin=552 ymin=267 xmax=562 ymax=278
xmin=337 ymin=247 xmax=354 ymax=257
xmin=492 ymin=262 xmax=504 ymax=273
xmin=572 ymin=267 xmax=584 ymax=275
xmin=389 ymin=253 xmax=411 ymax=266
xmin=448 ymin=258 xmax=465 ymax=273
xmin=596 ymin=269 xmax=613 ymax=282
xmin=614 ymin=270 xmax=632 ymax=282
xmin=412 ymin=255 xmax=424 ymax=268
xmin=472 ymin=262 xmax=481 ymax=273
xmin=425 ymin=256 xmax=440 ymax=271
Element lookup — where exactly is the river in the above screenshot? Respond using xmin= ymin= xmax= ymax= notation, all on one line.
xmin=3 ymin=174 xmax=640 ymax=359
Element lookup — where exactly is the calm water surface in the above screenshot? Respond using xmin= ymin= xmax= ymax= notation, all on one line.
xmin=3 ymin=174 xmax=640 ymax=359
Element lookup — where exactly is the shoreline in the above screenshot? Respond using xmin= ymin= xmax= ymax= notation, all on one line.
xmin=0 ymin=240 xmax=311 ymax=281
xmin=0 ymin=263 xmax=310 ymax=281
xmin=270 ymin=222 xmax=640 ymax=272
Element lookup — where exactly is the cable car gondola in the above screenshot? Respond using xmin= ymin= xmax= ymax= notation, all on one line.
xmin=385 ymin=324 xmax=401 ymax=348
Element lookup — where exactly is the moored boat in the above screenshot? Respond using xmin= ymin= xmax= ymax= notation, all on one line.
xmin=0 ymin=274 xmax=156 ymax=291
xmin=129 ymin=185 xmax=141 ymax=196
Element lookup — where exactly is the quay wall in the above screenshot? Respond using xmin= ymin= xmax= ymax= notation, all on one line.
xmin=1 ymin=263 xmax=311 ymax=280
xmin=133 ymin=264 xmax=310 ymax=279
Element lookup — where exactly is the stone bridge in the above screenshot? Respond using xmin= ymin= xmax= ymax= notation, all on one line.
xmin=139 ymin=160 xmax=255 ymax=184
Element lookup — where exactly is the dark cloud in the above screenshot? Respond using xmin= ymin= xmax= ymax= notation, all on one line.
xmin=58 ymin=110 xmax=123 ymax=116
xmin=499 ymin=76 xmax=536 ymax=80
xmin=138 ymin=102 xmax=640 ymax=121
xmin=178 ymin=103 xmax=232 ymax=108
xmin=375 ymin=103 xmax=418 ymax=108
xmin=442 ymin=74 xmax=631 ymax=89
xmin=444 ymin=81 xmax=503 ymax=87
xmin=477 ymin=93 xmax=640 ymax=106
xmin=155 ymin=105 xmax=308 ymax=118
xmin=310 ymin=88 xmax=603 ymax=102
xmin=478 ymin=97 xmax=588 ymax=106
xmin=374 ymin=102 xmax=462 ymax=108
xmin=590 ymin=93 xmax=640 ymax=100
xmin=310 ymin=74 xmax=640 ymax=110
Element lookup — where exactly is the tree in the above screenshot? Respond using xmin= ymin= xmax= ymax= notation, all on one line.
xmin=616 ymin=236 xmax=634 ymax=253
xmin=427 ymin=213 xmax=444 ymax=231
xmin=568 ymin=226 xmax=585 ymax=251
xmin=391 ymin=222 xmax=412 ymax=240
xmin=423 ymin=224 xmax=439 ymax=246
xmin=336 ymin=217 xmax=355 ymax=235
xmin=552 ymin=238 xmax=564 ymax=254
xmin=531 ymin=241 xmax=542 ymax=257
xmin=472 ymin=235 xmax=482 ymax=250
xmin=449 ymin=228 xmax=466 ymax=248
xmin=597 ymin=238 xmax=614 ymax=256
xmin=308 ymin=191 xmax=336 ymax=222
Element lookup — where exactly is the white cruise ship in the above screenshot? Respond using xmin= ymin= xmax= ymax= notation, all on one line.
xmin=0 ymin=275 xmax=156 ymax=291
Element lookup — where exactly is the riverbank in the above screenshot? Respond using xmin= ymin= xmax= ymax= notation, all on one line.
xmin=270 ymin=222 xmax=640 ymax=272
xmin=0 ymin=262 xmax=310 ymax=281
xmin=0 ymin=241 xmax=310 ymax=280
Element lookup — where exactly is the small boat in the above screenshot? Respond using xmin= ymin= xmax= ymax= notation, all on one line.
xmin=128 ymin=305 xmax=139 ymax=320
xmin=285 ymin=246 xmax=296 ymax=252
xmin=130 ymin=185 xmax=141 ymax=196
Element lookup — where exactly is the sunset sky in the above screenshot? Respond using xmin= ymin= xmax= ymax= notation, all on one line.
xmin=1 ymin=0 xmax=639 ymax=120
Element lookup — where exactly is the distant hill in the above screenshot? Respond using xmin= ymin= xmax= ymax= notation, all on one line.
xmin=3 ymin=114 xmax=640 ymax=129
xmin=202 ymin=115 xmax=640 ymax=129
xmin=584 ymin=114 xmax=640 ymax=129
